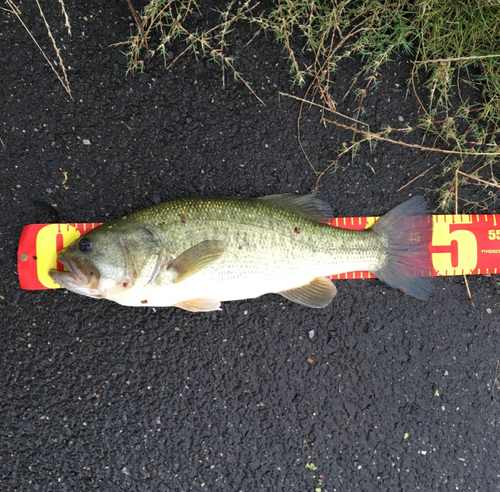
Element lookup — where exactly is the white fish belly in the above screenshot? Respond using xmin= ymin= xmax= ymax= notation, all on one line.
xmin=115 ymin=250 xmax=379 ymax=307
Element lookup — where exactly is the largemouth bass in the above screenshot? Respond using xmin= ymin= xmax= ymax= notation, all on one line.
xmin=49 ymin=194 xmax=432 ymax=311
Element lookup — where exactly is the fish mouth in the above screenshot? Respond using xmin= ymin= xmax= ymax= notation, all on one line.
xmin=49 ymin=252 xmax=102 ymax=298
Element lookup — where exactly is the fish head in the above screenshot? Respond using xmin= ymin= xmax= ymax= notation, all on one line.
xmin=49 ymin=221 xmax=161 ymax=300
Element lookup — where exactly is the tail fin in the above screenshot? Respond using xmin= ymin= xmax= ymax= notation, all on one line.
xmin=371 ymin=196 xmax=433 ymax=300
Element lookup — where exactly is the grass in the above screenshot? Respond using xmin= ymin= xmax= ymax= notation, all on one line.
xmin=4 ymin=0 xmax=72 ymax=98
xmin=122 ymin=0 xmax=500 ymax=212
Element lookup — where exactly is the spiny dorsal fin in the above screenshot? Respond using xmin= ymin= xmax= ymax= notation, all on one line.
xmin=279 ymin=276 xmax=337 ymax=308
xmin=256 ymin=193 xmax=333 ymax=223
xmin=168 ymin=240 xmax=225 ymax=283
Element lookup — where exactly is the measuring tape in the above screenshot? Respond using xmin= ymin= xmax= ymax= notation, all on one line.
xmin=328 ymin=214 xmax=499 ymax=280
xmin=17 ymin=215 xmax=500 ymax=290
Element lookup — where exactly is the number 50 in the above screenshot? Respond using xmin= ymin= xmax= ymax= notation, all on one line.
xmin=432 ymin=220 xmax=478 ymax=274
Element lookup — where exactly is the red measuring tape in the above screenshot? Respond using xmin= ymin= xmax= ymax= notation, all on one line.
xmin=17 ymin=215 xmax=500 ymax=290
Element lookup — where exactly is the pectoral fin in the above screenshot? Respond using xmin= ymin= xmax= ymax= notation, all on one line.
xmin=168 ymin=240 xmax=225 ymax=283
xmin=175 ymin=297 xmax=222 ymax=312
xmin=279 ymin=277 xmax=337 ymax=308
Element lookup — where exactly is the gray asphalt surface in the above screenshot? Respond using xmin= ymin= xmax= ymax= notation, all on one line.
xmin=1 ymin=1 xmax=500 ymax=491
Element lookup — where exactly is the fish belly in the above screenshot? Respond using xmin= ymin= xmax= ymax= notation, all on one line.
xmin=116 ymin=236 xmax=380 ymax=307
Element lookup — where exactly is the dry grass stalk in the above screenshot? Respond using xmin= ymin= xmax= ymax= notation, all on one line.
xmin=6 ymin=0 xmax=72 ymax=98
xmin=57 ymin=0 xmax=71 ymax=35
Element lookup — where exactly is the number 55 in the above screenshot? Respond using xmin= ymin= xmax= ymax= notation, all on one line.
xmin=488 ymin=229 xmax=500 ymax=240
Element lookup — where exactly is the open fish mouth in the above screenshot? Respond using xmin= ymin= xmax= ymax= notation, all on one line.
xmin=49 ymin=253 xmax=101 ymax=298
xmin=49 ymin=251 xmax=87 ymax=284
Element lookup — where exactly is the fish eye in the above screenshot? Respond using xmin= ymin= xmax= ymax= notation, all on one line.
xmin=77 ymin=237 xmax=93 ymax=253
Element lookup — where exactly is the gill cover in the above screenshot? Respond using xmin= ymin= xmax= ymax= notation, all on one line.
xmin=50 ymin=221 xmax=162 ymax=299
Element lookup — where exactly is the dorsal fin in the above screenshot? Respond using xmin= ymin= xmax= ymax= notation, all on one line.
xmin=256 ymin=193 xmax=333 ymax=223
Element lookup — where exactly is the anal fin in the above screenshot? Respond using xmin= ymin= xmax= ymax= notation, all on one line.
xmin=174 ymin=297 xmax=222 ymax=312
xmin=279 ymin=277 xmax=337 ymax=308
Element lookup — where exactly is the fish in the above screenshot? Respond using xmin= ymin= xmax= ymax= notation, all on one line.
xmin=49 ymin=194 xmax=433 ymax=311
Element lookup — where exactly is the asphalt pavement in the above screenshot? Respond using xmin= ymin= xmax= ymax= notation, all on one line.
xmin=1 ymin=1 xmax=499 ymax=490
